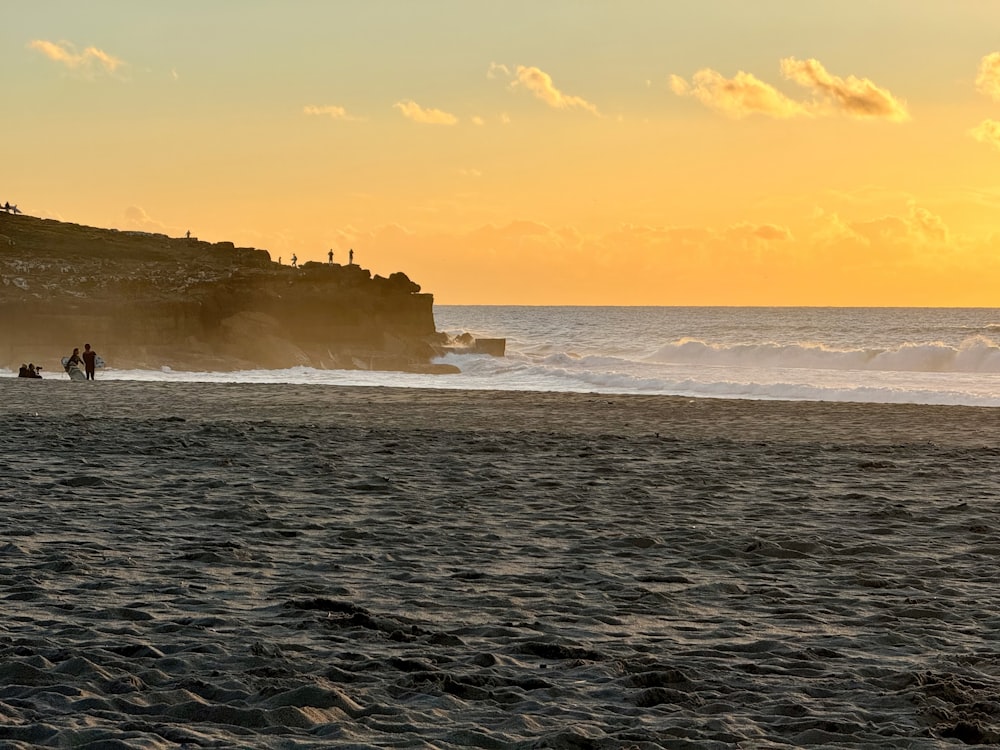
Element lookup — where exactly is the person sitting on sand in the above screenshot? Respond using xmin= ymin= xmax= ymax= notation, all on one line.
xmin=17 ymin=364 xmax=29 ymax=378
xmin=82 ymin=343 xmax=98 ymax=380
xmin=27 ymin=364 xmax=41 ymax=378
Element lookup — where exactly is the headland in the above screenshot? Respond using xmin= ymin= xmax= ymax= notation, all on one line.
xmin=0 ymin=211 xmax=488 ymax=374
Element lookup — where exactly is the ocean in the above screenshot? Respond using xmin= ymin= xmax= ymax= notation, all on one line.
xmin=16 ymin=307 xmax=1000 ymax=407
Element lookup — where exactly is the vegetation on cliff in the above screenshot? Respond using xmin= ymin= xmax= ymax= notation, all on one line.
xmin=0 ymin=213 xmax=453 ymax=373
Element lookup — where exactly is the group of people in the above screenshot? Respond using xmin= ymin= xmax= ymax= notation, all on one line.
xmin=16 ymin=343 xmax=100 ymax=379
xmin=65 ymin=344 xmax=100 ymax=380
xmin=17 ymin=363 xmax=42 ymax=378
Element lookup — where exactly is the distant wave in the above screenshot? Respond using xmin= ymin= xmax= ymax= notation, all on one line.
xmin=645 ymin=336 xmax=1000 ymax=374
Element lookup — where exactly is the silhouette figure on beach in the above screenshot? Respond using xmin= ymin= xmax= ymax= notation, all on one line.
xmin=82 ymin=343 xmax=98 ymax=380
xmin=349 ymin=248 xmax=354 ymax=265
xmin=18 ymin=363 xmax=42 ymax=378
xmin=66 ymin=348 xmax=82 ymax=367
xmin=328 ymin=249 xmax=334 ymax=264
xmin=291 ymin=254 xmax=298 ymax=268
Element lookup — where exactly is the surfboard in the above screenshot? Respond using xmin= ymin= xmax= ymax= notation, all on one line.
xmin=61 ymin=357 xmax=87 ymax=381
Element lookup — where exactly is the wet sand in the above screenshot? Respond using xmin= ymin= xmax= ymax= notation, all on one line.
xmin=1 ymin=379 xmax=999 ymax=748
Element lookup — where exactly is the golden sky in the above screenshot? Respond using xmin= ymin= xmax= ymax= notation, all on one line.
xmin=5 ymin=2 xmax=1000 ymax=305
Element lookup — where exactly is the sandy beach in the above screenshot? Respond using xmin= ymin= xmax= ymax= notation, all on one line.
xmin=1 ymin=379 xmax=998 ymax=748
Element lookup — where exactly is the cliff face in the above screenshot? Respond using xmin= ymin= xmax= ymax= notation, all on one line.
xmin=0 ymin=213 xmax=451 ymax=373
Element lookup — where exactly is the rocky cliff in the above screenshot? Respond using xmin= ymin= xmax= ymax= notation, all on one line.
xmin=0 ymin=212 xmax=455 ymax=373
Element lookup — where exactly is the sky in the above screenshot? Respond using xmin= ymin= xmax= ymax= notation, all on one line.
xmin=4 ymin=1 xmax=1000 ymax=305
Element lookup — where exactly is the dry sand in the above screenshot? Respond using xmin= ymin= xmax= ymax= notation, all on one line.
xmin=1 ymin=379 xmax=999 ymax=748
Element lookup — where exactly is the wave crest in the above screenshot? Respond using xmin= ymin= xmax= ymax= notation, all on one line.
xmin=646 ymin=336 xmax=1000 ymax=373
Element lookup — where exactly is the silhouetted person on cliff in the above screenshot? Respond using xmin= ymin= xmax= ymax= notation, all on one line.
xmin=82 ymin=344 xmax=98 ymax=380
xmin=291 ymin=254 xmax=298 ymax=268
xmin=349 ymin=248 xmax=354 ymax=265
xmin=328 ymin=249 xmax=334 ymax=264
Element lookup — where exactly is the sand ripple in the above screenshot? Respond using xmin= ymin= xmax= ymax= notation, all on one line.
xmin=0 ymin=382 xmax=999 ymax=747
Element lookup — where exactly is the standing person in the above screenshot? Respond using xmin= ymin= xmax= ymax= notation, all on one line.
xmin=82 ymin=343 xmax=98 ymax=380
xmin=349 ymin=248 xmax=354 ymax=265
xmin=67 ymin=348 xmax=82 ymax=367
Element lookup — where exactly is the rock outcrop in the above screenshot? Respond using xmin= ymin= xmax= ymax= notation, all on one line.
xmin=0 ymin=213 xmax=456 ymax=373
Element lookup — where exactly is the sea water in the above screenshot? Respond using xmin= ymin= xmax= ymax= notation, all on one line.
xmin=11 ymin=307 xmax=1000 ymax=406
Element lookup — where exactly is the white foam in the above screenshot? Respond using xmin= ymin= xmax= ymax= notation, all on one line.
xmin=646 ymin=336 xmax=1000 ymax=374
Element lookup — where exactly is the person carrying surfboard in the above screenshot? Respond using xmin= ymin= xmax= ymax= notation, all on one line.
xmin=62 ymin=349 xmax=87 ymax=381
xmin=82 ymin=343 xmax=98 ymax=380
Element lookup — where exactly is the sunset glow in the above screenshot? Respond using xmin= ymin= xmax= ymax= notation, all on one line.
xmin=5 ymin=2 xmax=1000 ymax=305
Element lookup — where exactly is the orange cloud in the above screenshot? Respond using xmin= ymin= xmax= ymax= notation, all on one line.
xmin=122 ymin=206 xmax=173 ymax=235
xmin=393 ymin=100 xmax=458 ymax=125
xmin=510 ymin=66 xmax=601 ymax=115
xmin=975 ymin=52 xmax=1000 ymax=101
xmin=28 ymin=39 xmax=124 ymax=75
xmin=671 ymin=58 xmax=908 ymax=121
xmin=728 ymin=222 xmax=794 ymax=243
xmin=970 ymin=119 xmax=1000 ymax=150
xmin=303 ymin=104 xmax=362 ymax=121
xmin=780 ymin=57 xmax=909 ymax=121
xmin=842 ymin=204 xmax=949 ymax=248
xmin=669 ymin=69 xmax=806 ymax=119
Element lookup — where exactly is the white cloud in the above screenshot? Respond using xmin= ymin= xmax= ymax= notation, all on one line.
xmin=28 ymin=39 xmax=124 ymax=76
xmin=303 ymin=104 xmax=363 ymax=121
xmin=670 ymin=69 xmax=806 ymax=119
xmin=970 ymin=119 xmax=1000 ymax=150
xmin=671 ymin=57 xmax=909 ymax=121
xmin=975 ymin=52 xmax=1000 ymax=101
xmin=510 ymin=65 xmax=601 ymax=115
xmin=780 ymin=57 xmax=909 ymax=121
xmin=393 ymin=100 xmax=458 ymax=125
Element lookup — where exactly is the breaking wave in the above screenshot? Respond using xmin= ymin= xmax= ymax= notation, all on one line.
xmin=646 ymin=336 xmax=1000 ymax=373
